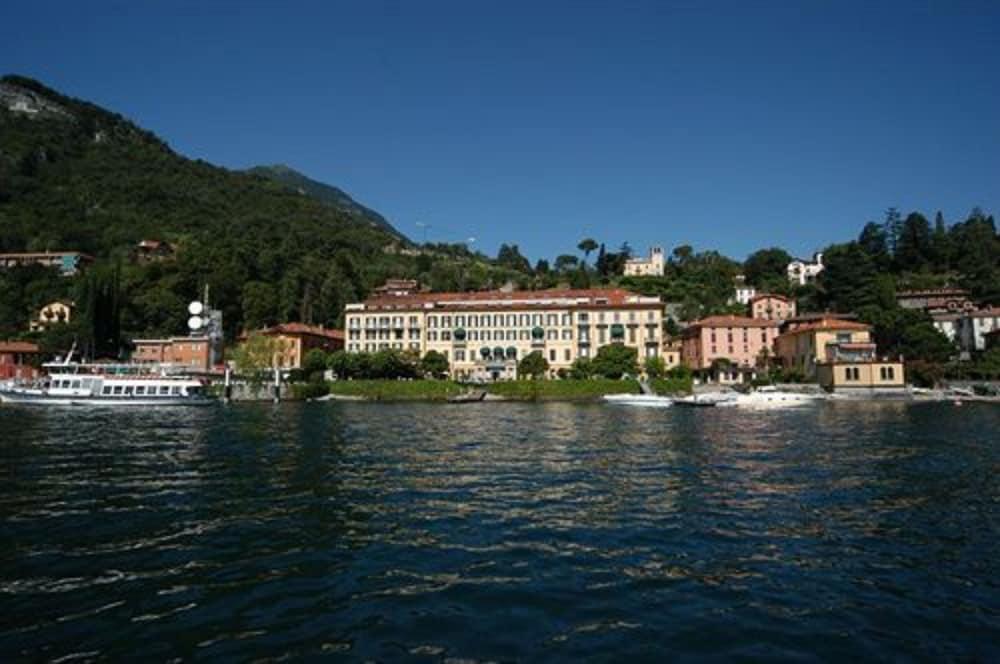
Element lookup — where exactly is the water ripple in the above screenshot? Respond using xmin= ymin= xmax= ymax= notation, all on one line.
xmin=1 ymin=401 xmax=998 ymax=661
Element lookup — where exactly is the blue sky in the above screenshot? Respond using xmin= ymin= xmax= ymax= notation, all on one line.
xmin=3 ymin=1 xmax=998 ymax=262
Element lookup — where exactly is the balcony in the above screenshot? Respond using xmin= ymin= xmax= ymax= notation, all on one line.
xmin=824 ymin=342 xmax=877 ymax=363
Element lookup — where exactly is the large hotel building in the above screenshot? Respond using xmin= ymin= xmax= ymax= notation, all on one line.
xmin=344 ymin=288 xmax=664 ymax=380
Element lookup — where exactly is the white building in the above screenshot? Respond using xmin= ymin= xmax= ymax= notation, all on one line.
xmin=623 ymin=247 xmax=665 ymax=277
xmin=956 ymin=309 xmax=1000 ymax=353
xmin=786 ymin=252 xmax=824 ymax=286
xmin=732 ymin=275 xmax=757 ymax=305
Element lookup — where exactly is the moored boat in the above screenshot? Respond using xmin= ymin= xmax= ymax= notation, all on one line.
xmin=602 ymin=393 xmax=673 ymax=407
xmin=0 ymin=357 xmax=211 ymax=407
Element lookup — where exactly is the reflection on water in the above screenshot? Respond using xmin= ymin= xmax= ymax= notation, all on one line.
xmin=1 ymin=401 xmax=998 ymax=661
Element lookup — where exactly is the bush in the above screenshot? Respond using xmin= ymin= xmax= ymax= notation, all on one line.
xmin=291 ymin=380 xmax=330 ymax=400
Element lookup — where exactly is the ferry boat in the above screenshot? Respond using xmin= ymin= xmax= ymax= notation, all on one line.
xmin=0 ymin=355 xmax=211 ymax=407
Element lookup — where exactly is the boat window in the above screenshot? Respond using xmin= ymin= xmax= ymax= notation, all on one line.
xmin=102 ymin=386 xmax=111 ymax=395
xmin=113 ymin=386 xmax=124 ymax=395
xmin=171 ymin=386 xmax=180 ymax=395
xmin=135 ymin=386 xmax=146 ymax=395
xmin=71 ymin=380 xmax=81 ymax=390
xmin=160 ymin=386 xmax=170 ymax=395
xmin=124 ymin=386 xmax=134 ymax=395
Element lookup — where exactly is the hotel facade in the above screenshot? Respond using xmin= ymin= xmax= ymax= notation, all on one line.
xmin=344 ymin=288 xmax=664 ymax=380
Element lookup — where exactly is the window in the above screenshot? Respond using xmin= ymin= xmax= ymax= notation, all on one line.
xmin=102 ymin=386 xmax=111 ymax=395
xmin=160 ymin=386 xmax=170 ymax=395
xmin=880 ymin=366 xmax=895 ymax=380
xmin=113 ymin=385 xmax=123 ymax=395
xmin=844 ymin=367 xmax=860 ymax=381
xmin=124 ymin=386 xmax=134 ymax=395
xmin=549 ymin=349 xmax=556 ymax=362
xmin=136 ymin=386 xmax=146 ymax=395
xmin=456 ymin=350 xmax=465 ymax=362
xmin=564 ymin=349 xmax=571 ymax=361
xmin=71 ymin=380 xmax=81 ymax=390
xmin=171 ymin=386 xmax=180 ymax=395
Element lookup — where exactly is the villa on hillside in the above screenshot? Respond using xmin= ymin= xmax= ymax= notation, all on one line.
xmin=732 ymin=275 xmax=757 ymax=305
xmin=0 ymin=251 xmax=94 ymax=276
xmin=344 ymin=288 xmax=664 ymax=381
xmin=750 ymin=293 xmax=797 ymax=322
xmin=623 ymin=247 xmax=665 ymax=277
xmin=786 ymin=252 xmax=824 ymax=286
xmin=774 ymin=317 xmax=904 ymax=391
xmin=29 ymin=300 xmax=75 ymax=332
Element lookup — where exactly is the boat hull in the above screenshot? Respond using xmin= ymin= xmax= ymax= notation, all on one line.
xmin=602 ymin=394 xmax=673 ymax=407
xmin=0 ymin=390 xmax=212 ymax=407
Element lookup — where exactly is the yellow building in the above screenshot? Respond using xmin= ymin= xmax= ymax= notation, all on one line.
xmin=344 ymin=288 xmax=664 ymax=380
xmin=774 ymin=317 xmax=904 ymax=390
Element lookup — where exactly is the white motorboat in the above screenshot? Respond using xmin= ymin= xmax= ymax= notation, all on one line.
xmin=602 ymin=393 xmax=674 ymax=408
xmin=673 ymin=392 xmax=736 ymax=408
xmin=721 ymin=386 xmax=824 ymax=408
xmin=0 ymin=354 xmax=211 ymax=407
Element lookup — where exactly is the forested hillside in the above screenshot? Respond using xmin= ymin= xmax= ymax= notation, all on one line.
xmin=0 ymin=75 xmax=527 ymax=352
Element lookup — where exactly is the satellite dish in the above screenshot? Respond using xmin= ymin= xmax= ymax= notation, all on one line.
xmin=188 ymin=316 xmax=204 ymax=330
xmin=188 ymin=301 xmax=204 ymax=315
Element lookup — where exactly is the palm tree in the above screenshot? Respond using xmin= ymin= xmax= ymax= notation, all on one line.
xmin=577 ymin=238 xmax=598 ymax=264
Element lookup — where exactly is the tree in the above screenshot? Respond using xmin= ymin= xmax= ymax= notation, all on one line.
xmin=420 ymin=350 xmax=450 ymax=379
xmin=242 ymin=281 xmax=279 ymax=331
xmin=301 ymin=348 xmax=329 ymax=378
xmin=671 ymin=245 xmax=693 ymax=264
xmin=883 ymin=207 xmax=903 ymax=256
xmin=644 ymin=356 xmax=666 ymax=379
xmin=818 ymin=242 xmax=880 ymax=312
xmin=496 ymin=244 xmax=532 ymax=273
xmin=930 ymin=211 xmax=951 ymax=270
xmin=369 ymin=349 xmax=420 ymax=379
xmin=896 ymin=212 xmax=932 ymax=271
xmin=591 ymin=344 xmax=638 ymax=379
xmin=743 ymin=247 xmax=793 ymax=288
xmin=231 ymin=333 xmax=288 ymax=372
xmin=554 ymin=254 xmax=579 ymax=273
xmin=517 ymin=351 xmax=549 ymax=379
xmin=858 ymin=222 xmax=890 ymax=267
xmin=577 ymin=238 xmax=598 ymax=263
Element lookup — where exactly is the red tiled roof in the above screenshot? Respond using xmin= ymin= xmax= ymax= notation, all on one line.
xmin=260 ymin=323 xmax=344 ymax=340
xmin=687 ymin=315 xmax=779 ymax=329
xmin=0 ymin=341 xmax=41 ymax=353
xmin=779 ymin=318 xmax=871 ymax=335
xmin=361 ymin=288 xmax=654 ymax=310
xmin=750 ymin=293 xmax=793 ymax=303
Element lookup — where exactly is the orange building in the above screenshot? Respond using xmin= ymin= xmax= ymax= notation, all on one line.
xmin=132 ymin=336 xmax=217 ymax=372
xmin=0 ymin=341 xmax=42 ymax=380
xmin=253 ymin=323 xmax=344 ymax=369
xmin=681 ymin=315 xmax=780 ymax=370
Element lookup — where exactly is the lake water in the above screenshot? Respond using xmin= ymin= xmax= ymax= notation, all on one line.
xmin=1 ymin=401 xmax=998 ymax=661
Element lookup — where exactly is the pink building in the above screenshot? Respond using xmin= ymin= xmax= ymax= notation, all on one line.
xmin=750 ymin=294 xmax=797 ymax=322
xmin=681 ymin=315 xmax=780 ymax=369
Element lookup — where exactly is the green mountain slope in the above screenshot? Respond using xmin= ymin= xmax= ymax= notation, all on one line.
xmin=0 ymin=75 xmax=531 ymax=344
xmin=247 ymin=164 xmax=405 ymax=240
